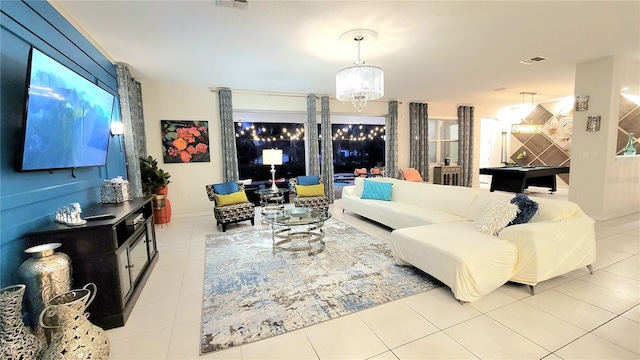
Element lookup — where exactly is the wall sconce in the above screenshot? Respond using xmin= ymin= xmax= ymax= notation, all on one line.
xmin=110 ymin=121 xmax=124 ymax=152
xmin=586 ymin=116 xmax=601 ymax=132
xmin=110 ymin=121 xmax=124 ymax=136
xmin=575 ymin=95 xmax=589 ymax=112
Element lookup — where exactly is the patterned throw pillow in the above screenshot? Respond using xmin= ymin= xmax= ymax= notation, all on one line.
xmin=360 ymin=180 xmax=393 ymax=201
xmin=214 ymin=191 xmax=248 ymax=206
xmin=508 ymin=193 xmax=539 ymax=226
xmin=213 ymin=180 xmax=238 ymax=195
xmin=298 ymin=175 xmax=320 ymax=185
xmin=296 ymin=184 xmax=325 ymax=197
xmin=354 ymin=177 xmax=365 ymax=197
xmin=401 ymin=168 xmax=423 ymax=182
xmin=474 ymin=199 xmax=519 ymax=235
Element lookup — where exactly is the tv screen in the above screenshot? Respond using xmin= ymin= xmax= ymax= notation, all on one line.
xmin=17 ymin=47 xmax=115 ymax=171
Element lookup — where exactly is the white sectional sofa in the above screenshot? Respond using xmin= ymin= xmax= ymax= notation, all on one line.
xmin=341 ymin=177 xmax=596 ymax=302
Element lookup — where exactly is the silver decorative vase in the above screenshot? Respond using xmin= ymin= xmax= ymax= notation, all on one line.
xmin=18 ymin=243 xmax=72 ymax=331
xmin=39 ymin=283 xmax=110 ymax=360
xmin=623 ymin=132 xmax=637 ymax=156
xmin=0 ymin=284 xmax=47 ymax=359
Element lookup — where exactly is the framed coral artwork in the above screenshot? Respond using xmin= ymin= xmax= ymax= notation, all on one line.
xmin=161 ymin=120 xmax=210 ymax=163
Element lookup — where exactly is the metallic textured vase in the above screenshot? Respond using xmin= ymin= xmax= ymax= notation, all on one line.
xmin=18 ymin=243 xmax=72 ymax=331
xmin=39 ymin=283 xmax=110 ymax=360
xmin=0 ymin=284 xmax=47 ymax=359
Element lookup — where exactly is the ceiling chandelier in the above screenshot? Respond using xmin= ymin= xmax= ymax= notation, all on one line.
xmin=511 ymin=92 xmax=542 ymax=134
xmin=336 ymin=29 xmax=384 ymax=112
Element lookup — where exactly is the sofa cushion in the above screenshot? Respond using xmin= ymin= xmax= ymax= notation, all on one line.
xmin=296 ymin=183 xmax=325 ymax=197
xmin=508 ymin=193 xmax=539 ymax=226
xmin=298 ymin=175 xmax=320 ymax=185
xmin=214 ymin=190 xmax=248 ymax=206
xmin=390 ymin=222 xmax=517 ymax=302
xmin=474 ymin=199 xmax=518 ymax=235
xmin=361 ymin=180 xmax=393 ymax=201
xmin=213 ymin=180 xmax=238 ymax=195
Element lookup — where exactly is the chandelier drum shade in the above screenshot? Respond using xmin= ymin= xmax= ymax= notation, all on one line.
xmin=336 ymin=29 xmax=384 ymax=112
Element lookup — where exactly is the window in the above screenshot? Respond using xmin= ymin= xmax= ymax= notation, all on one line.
xmin=323 ymin=124 xmax=385 ymax=174
xmin=235 ymin=121 xmax=306 ymax=180
xmin=234 ymin=112 xmax=385 ymax=181
xmin=428 ymin=119 xmax=458 ymax=164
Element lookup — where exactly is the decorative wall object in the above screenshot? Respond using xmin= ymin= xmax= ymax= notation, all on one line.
xmin=575 ymin=95 xmax=589 ymax=111
xmin=586 ymin=116 xmax=601 ymax=132
xmin=510 ymin=103 xmax=573 ymax=185
xmin=161 ymin=120 xmax=210 ymax=163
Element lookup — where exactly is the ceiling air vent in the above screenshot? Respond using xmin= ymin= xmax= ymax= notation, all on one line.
xmin=519 ymin=56 xmax=547 ymax=65
xmin=216 ymin=0 xmax=248 ymax=9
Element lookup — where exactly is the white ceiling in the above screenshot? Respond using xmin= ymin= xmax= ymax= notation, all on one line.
xmin=51 ymin=0 xmax=640 ymax=111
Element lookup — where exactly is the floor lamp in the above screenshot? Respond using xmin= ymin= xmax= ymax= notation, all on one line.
xmin=262 ymin=149 xmax=283 ymax=191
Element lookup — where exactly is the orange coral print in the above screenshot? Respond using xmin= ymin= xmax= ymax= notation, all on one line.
xmin=161 ymin=120 xmax=210 ymax=163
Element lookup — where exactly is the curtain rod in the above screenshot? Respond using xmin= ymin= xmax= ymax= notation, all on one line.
xmin=208 ymin=87 xmax=391 ymax=105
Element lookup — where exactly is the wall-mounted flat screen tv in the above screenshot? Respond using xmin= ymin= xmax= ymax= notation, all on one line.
xmin=17 ymin=47 xmax=115 ymax=171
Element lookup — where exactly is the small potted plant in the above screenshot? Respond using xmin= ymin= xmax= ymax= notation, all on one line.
xmin=140 ymin=156 xmax=171 ymax=207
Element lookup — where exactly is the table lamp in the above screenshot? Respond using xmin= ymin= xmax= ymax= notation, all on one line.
xmin=262 ymin=149 xmax=283 ymax=191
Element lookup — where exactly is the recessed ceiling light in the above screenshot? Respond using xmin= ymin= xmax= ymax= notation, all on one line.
xmin=519 ymin=56 xmax=547 ymax=65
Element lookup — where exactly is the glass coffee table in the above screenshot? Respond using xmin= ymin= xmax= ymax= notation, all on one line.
xmin=263 ymin=207 xmax=331 ymax=256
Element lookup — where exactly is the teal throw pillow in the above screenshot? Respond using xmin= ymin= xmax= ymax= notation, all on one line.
xmin=213 ymin=180 xmax=238 ymax=195
xmin=360 ymin=180 xmax=393 ymax=201
xmin=298 ymin=175 xmax=320 ymax=185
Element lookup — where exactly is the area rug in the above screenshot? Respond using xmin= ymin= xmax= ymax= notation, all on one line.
xmin=200 ymin=218 xmax=440 ymax=354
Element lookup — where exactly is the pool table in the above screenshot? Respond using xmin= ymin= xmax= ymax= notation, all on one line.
xmin=479 ymin=165 xmax=570 ymax=193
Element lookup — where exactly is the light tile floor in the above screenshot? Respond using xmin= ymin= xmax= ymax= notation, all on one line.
xmin=107 ymin=187 xmax=640 ymax=359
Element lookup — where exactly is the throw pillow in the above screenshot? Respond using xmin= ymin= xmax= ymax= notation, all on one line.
xmin=508 ymin=193 xmax=539 ymax=226
xmin=214 ymin=190 xmax=248 ymax=206
xmin=298 ymin=175 xmax=320 ymax=185
xmin=353 ymin=177 xmax=365 ymax=197
xmin=296 ymin=184 xmax=325 ymax=197
xmin=213 ymin=180 xmax=239 ymax=195
xmin=361 ymin=180 xmax=393 ymax=201
xmin=402 ymin=168 xmax=423 ymax=182
xmin=474 ymin=199 xmax=519 ymax=236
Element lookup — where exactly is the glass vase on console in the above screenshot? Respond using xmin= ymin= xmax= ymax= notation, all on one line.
xmin=623 ymin=132 xmax=637 ymax=156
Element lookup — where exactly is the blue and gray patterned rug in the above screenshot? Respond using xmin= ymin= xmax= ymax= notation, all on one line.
xmin=200 ymin=218 xmax=440 ymax=354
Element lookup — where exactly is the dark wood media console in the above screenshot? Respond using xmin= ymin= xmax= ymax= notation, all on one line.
xmin=26 ymin=197 xmax=158 ymax=329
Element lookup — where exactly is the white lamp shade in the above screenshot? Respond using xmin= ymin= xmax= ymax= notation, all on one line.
xmin=262 ymin=149 xmax=282 ymax=165
xmin=336 ymin=65 xmax=384 ymax=102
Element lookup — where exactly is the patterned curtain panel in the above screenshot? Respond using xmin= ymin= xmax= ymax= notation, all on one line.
xmin=458 ymin=105 xmax=475 ymax=187
xmin=386 ymin=101 xmax=399 ymax=179
xmin=116 ymin=63 xmax=146 ymax=197
xmin=306 ymin=94 xmax=320 ymax=175
xmin=409 ymin=102 xmax=429 ymax=182
xmin=218 ymin=88 xmax=239 ymax=182
xmin=320 ymin=96 xmax=334 ymax=203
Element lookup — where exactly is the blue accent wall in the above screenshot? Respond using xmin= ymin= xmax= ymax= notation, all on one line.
xmin=0 ymin=0 xmax=126 ymax=287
